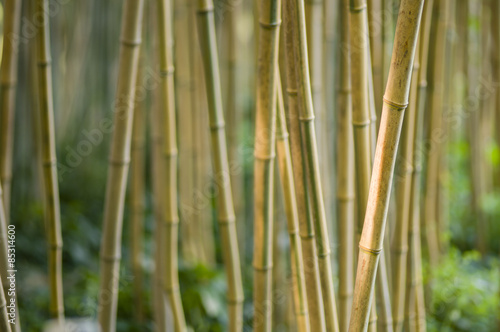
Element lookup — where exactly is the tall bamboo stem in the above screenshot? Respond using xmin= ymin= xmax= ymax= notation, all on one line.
xmin=253 ymin=0 xmax=281 ymax=329
xmin=35 ymin=0 xmax=65 ymax=324
xmin=0 ymin=0 xmax=21 ymax=222
xmin=283 ymin=2 xmax=326 ymax=330
xmin=97 ymin=1 xmax=144 ymax=330
xmin=0 ymin=184 xmax=12 ymax=332
xmin=276 ymin=75 xmax=310 ymax=332
xmin=157 ymin=0 xmax=188 ymax=329
xmin=348 ymin=0 xmax=425 ymax=329
xmin=285 ymin=0 xmax=339 ymax=330
xmin=337 ymin=0 xmax=355 ymax=330
xmin=195 ymin=0 xmax=244 ymax=329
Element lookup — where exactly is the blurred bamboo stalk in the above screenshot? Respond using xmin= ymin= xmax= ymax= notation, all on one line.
xmin=0 ymin=0 xmax=21 ymax=222
xmin=130 ymin=59 xmax=146 ymax=323
xmin=283 ymin=1 xmax=326 ymax=329
xmin=349 ymin=0 xmax=425 ymax=329
xmin=286 ymin=0 xmax=339 ymax=329
xmin=0 ymin=184 xmax=12 ymax=332
xmin=253 ymin=0 xmax=281 ymax=328
xmin=276 ymin=75 xmax=310 ymax=332
xmin=337 ymin=0 xmax=355 ymax=330
xmin=35 ymin=0 xmax=65 ymax=325
xmin=97 ymin=1 xmax=144 ymax=330
xmin=196 ymin=0 xmax=245 ymax=329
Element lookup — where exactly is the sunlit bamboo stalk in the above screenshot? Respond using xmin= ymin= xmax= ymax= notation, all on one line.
xmin=253 ymin=0 xmax=281 ymax=328
xmin=348 ymin=0 xmax=425 ymax=329
xmin=0 ymin=0 xmax=21 ymax=222
xmin=276 ymin=75 xmax=310 ymax=332
xmin=195 ymin=0 xmax=245 ymax=328
xmin=286 ymin=0 xmax=339 ymax=330
xmin=97 ymin=1 xmax=144 ymax=330
xmin=35 ymin=0 xmax=65 ymax=325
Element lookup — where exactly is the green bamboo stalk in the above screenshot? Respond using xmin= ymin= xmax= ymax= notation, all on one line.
xmin=0 ymin=183 xmax=12 ymax=332
xmin=276 ymin=75 xmax=310 ymax=332
xmin=424 ymin=0 xmax=447 ymax=267
xmin=286 ymin=0 xmax=339 ymax=330
xmin=348 ymin=0 xmax=425 ymax=329
xmin=337 ymin=0 xmax=355 ymax=330
xmin=283 ymin=2 xmax=326 ymax=330
xmin=491 ymin=0 xmax=500 ymax=188
xmin=157 ymin=0 xmax=188 ymax=328
xmin=0 ymin=0 xmax=21 ymax=222
xmin=35 ymin=0 xmax=65 ymax=325
xmin=195 ymin=0 xmax=244 ymax=329
xmin=253 ymin=0 xmax=281 ymax=329
xmin=130 ymin=60 xmax=146 ymax=322
xmin=97 ymin=1 xmax=144 ymax=330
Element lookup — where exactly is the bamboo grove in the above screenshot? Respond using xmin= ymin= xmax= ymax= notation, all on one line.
xmin=0 ymin=0 xmax=500 ymax=331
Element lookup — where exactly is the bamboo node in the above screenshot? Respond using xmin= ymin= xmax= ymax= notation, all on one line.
xmin=352 ymin=120 xmax=371 ymax=127
xmin=120 ymin=38 xmax=142 ymax=47
xmin=317 ymin=250 xmax=331 ymax=258
xmin=286 ymin=88 xmax=298 ymax=96
xmin=276 ymin=132 xmax=289 ymax=140
xmin=227 ymin=296 xmax=244 ymax=304
xmin=42 ymin=159 xmax=57 ymax=167
xmin=210 ymin=121 xmax=226 ymax=131
xmin=217 ymin=215 xmax=236 ymax=224
xmin=337 ymin=88 xmax=351 ymax=94
xmin=383 ymin=97 xmax=408 ymax=110
xmin=359 ymin=244 xmax=382 ymax=255
xmin=196 ymin=6 xmax=214 ymax=13
xmin=109 ymin=158 xmax=131 ymax=166
xmin=165 ymin=285 xmax=180 ymax=293
xmin=336 ymin=194 xmax=355 ymax=201
xmin=299 ymin=115 xmax=315 ymax=122
xmin=254 ymin=151 xmax=276 ymax=160
xmin=101 ymin=254 xmax=121 ymax=262
xmin=160 ymin=67 xmax=175 ymax=77
xmin=259 ymin=20 xmax=282 ymax=29
xmin=253 ymin=264 xmax=274 ymax=271
xmin=418 ymin=80 xmax=428 ymax=88
xmin=37 ymin=59 xmax=52 ymax=67
xmin=350 ymin=4 xmax=367 ymax=12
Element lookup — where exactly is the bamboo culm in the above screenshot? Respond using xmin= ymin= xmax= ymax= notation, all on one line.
xmin=0 ymin=0 xmax=21 ymax=222
xmin=283 ymin=1 xmax=326 ymax=329
xmin=348 ymin=0 xmax=425 ymax=330
xmin=253 ymin=0 xmax=281 ymax=329
xmin=285 ymin=0 xmax=339 ymax=330
xmin=36 ymin=0 xmax=65 ymax=325
xmin=0 ymin=184 xmax=12 ymax=332
xmin=195 ymin=0 xmax=245 ymax=329
xmin=97 ymin=1 xmax=144 ymax=330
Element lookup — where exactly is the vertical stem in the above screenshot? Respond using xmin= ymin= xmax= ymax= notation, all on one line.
xmin=253 ymin=0 xmax=281 ymax=329
xmin=0 ymin=184 xmax=12 ymax=332
xmin=195 ymin=0 xmax=245 ymax=329
xmin=349 ymin=0 xmax=425 ymax=330
xmin=0 ymin=0 xmax=22 ymax=222
xmin=97 ymin=1 xmax=144 ymax=330
xmin=36 ymin=0 xmax=65 ymax=325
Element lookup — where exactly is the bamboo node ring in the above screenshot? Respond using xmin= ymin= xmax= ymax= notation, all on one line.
xmin=352 ymin=120 xmax=371 ymax=127
xmin=383 ymin=97 xmax=408 ymax=110
xmin=227 ymin=297 xmax=244 ymax=304
xmin=253 ymin=264 xmax=274 ymax=271
xmin=299 ymin=115 xmax=315 ymax=122
xmin=317 ymin=250 xmax=331 ymax=258
xmin=259 ymin=20 xmax=282 ymax=29
xmin=286 ymin=88 xmax=298 ymax=96
xmin=218 ymin=216 xmax=236 ymax=224
xmin=160 ymin=67 xmax=175 ymax=77
xmin=120 ymin=38 xmax=142 ymax=47
xmin=101 ymin=254 xmax=121 ymax=262
xmin=42 ymin=159 xmax=57 ymax=167
xmin=196 ymin=6 xmax=214 ymax=13
xmin=37 ymin=59 xmax=52 ymax=67
xmin=359 ymin=244 xmax=383 ymax=255
xmin=210 ymin=121 xmax=226 ymax=130
xmin=254 ymin=152 xmax=276 ymax=160
xmin=276 ymin=132 xmax=289 ymax=140
xmin=350 ymin=4 xmax=367 ymax=12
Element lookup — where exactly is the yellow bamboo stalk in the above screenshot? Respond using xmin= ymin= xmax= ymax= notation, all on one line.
xmin=97 ymin=1 xmax=144 ymax=330
xmin=130 ymin=60 xmax=146 ymax=322
xmin=349 ymin=0 xmax=425 ymax=329
xmin=367 ymin=0 xmax=383 ymax=119
xmin=0 ymin=183 xmax=12 ymax=332
xmin=195 ymin=0 xmax=244 ymax=329
xmin=253 ymin=0 xmax=281 ymax=329
xmin=337 ymin=0 xmax=355 ymax=330
xmin=0 ymin=0 xmax=21 ymax=222
xmin=157 ymin=0 xmax=188 ymax=328
xmin=283 ymin=2 xmax=326 ymax=330
xmin=286 ymin=0 xmax=339 ymax=330
xmin=35 ymin=0 xmax=64 ymax=325
xmin=276 ymin=75 xmax=310 ymax=332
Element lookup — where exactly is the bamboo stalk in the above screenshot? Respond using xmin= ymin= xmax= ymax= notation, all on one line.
xmin=367 ymin=0 xmax=383 ymax=120
xmin=276 ymin=75 xmax=310 ymax=332
xmin=97 ymin=1 xmax=144 ymax=330
xmin=348 ymin=0 xmax=425 ymax=329
xmin=0 ymin=184 xmax=12 ymax=332
xmin=337 ymin=0 xmax=355 ymax=330
xmin=283 ymin=2 xmax=326 ymax=330
xmin=285 ymin=0 xmax=339 ymax=330
xmin=195 ymin=0 xmax=245 ymax=329
xmin=0 ymin=0 xmax=21 ymax=222
xmin=35 ymin=0 xmax=65 ymax=325
xmin=130 ymin=59 xmax=146 ymax=322
xmin=253 ymin=0 xmax=281 ymax=329
xmin=157 ymin=0 xmax=188 ymax=329
xmin=424 ymin=0 xmax=447 ymax=267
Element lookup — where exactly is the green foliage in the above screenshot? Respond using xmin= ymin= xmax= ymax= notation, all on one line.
xmin=426 ymin=248 xmax=500 ymax=332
